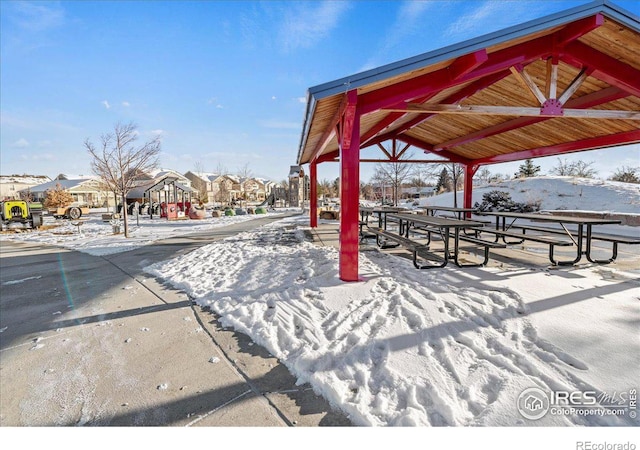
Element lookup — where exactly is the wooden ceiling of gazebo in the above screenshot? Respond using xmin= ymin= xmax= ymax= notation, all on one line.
xmin=297 ymin=1 xmax=640 ymax=168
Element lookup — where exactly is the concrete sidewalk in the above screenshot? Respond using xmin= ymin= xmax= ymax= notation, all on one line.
xmin=0 ymin=214 xmax=350 ymax=427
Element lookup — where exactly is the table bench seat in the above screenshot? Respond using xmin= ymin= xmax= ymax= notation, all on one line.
xmin=479 ymin=228 xmax=578 ymax=265
xmin=480 ymin=228 xmax=574 ymax=246
xmin=456 ymin=235 xmax=508 ymax=267
xmin=366 ymin=227 xmax=447 ymax=269
xmin=509 ymin=224 xmax=639 ymax=263
xmin=511 ymin=224 xmax=640 ymax=244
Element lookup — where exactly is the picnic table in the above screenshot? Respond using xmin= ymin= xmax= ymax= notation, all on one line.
xmin=476 ymin=211 xmax=625 ymax=265
xmin=419 ymin=206 xmax=478 ymax=220
xmin=359 ymin=206 xmax=407 ymax=229
xmin=367 ymin=212 xmax=500 ymax=268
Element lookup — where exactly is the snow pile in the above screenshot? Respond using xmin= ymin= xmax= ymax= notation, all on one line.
xmin=145 ymin=215 xmax=639 ymax=426
xmin=417 ymin=176 xmax=640 ymax=214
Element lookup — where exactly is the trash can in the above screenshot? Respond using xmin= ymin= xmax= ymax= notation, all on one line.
xmin=110 ymin=218 xmax=121 ymax=234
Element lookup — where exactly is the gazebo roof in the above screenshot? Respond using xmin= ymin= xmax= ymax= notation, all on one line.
xmin=297 ymin=0 xmax=640 ymax=168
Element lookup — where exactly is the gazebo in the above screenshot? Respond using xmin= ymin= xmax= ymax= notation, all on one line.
xmin=296 ymin=0 xmax=640 ymax=281
xmin=128 ymin=176 xmax=194 ymax=219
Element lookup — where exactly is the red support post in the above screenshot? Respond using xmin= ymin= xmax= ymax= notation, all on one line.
xmin=464 ymin=164 xmax=479 ymax=213
xmin=310 ymin=161 xmax=318 ymax=228
xmin=339 ymin=90 xmax=361 ymax=282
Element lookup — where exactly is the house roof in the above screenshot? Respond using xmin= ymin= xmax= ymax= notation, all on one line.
xmin=297 ymin=0 xmax=640 ymax=168
xmin=29 ymin=178 xmax=101 ymax=193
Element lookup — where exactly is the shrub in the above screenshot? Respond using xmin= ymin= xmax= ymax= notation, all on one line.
xmin=474 ymin=190 xmax=540 ymax=213
xmin=43 ymin=183 xmax=74 ymax=208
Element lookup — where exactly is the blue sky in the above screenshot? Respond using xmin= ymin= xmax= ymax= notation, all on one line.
xmin=1 ymin=0 xmax=639 ymax=183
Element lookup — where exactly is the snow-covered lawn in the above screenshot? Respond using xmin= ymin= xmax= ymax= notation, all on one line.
xmin=144 ymin=214 xmax=639 ymax=427
xmin=0 ymin=208 xmax=293 ymax=256
xmin=416 ymin=176 xmax=640 ymax=214
xmin=1 ymin=177 xmax=639 ymax=438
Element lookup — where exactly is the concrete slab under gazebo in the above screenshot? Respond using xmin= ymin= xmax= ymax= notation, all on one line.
xmin=296 ymin=0 xmax=640 ymax=281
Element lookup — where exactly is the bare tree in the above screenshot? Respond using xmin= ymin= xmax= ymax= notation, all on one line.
xmin=237 ymin=162 xmax=253 ymax=179
xmin=372 ymin=149 xmax=415 ymax=206
xmin=609 ymin=166 xmax=640 ymax=183
xmin=318 ymin=179 xmax=336 ymax=199
xmin=572 ymin=161 xmax=598 ymax=178
xmin=448 ymin=163 xmax=465 ymax=208
xmin=550 ymin=158 xmax=598 ymax=178
xmin=85 ymin=122 xmax=161 ymax=237
xmin=215 ymin=162 xmax=228 ymax=176
xmin=476 ymin=167 xmax=493 ymax=186
xmin=550 ymin=158 xmax=574 ymax=176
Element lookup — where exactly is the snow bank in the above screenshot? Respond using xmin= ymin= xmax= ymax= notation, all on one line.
xmin=145 ymin=215 xmax=639 ymax=427
xmin=417 ymin=176 xmax=640 ymax=214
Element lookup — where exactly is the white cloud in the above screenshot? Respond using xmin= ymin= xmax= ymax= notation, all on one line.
xmin=101 ymin=100 xmax=111 ymax=109
xmin=360 ymin=1 xmax=435 ymax=70
xmin=278 ymin=1 xmax=351 ymax=51
xmin=151 ymin=129 xmax=164 ymax=136
xmin=445 ymin=1 xmax=548 ymax=40
xmin=208 ymin=98 xmax=224 ymax=109
xmin=7 ymin=1 xmax=65 ymax=32
xmin=122 ymin=101 xmax=130 ymax=107
xmin=271 ymin=96 xmax=277 ymax=100
xmin=13 ymin=138 xmax=29 ymax=148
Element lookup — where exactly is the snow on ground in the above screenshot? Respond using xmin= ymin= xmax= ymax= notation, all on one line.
xmin=414 ymin=176 xmax=640 ymax=214
xmin=0 ymin=208 xmax=294 ymax=256
xmin=144 ymin=214 xmax=639 ymax=426
xmin=2 ymin=177 xmax=639 ymax=428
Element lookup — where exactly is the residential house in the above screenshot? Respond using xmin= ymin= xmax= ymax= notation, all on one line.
xmin=184 ymin=171 xmax=277 ymax=206
xmin=0 ymin=174 xmax=51 ymax=200
xmin=240 ymin=177 xmax=266 ymax=202
xmin=27 ymin=176 xmax=110 ymax=207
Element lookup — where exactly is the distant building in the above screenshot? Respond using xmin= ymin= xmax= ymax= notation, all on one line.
xmin=0 ymin=174 xmax=51 ymax=200
xmin=184 ymin=171 xmax=274 ymax=206
xmin=288 ymin=165 xmax=308 ymax=207
xmin=402 ymin=186 xmax=436 ymax=199
xmin=27 ymin=177 xmax=109 ymax=207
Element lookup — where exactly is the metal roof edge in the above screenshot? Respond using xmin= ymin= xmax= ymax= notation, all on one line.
xmin=296 ymin=90 xmax=318 ymax=164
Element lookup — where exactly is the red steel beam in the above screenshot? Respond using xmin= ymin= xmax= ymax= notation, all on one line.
xmin=359 ymin=50 xmax=489 ymax=115
xmin=463 ymin=164 xmax=480 ymax=211
xmin=359 ymin=14 xmax=603 ymax=116
xmin=317 ymin=149 xmax=339 ymax=163
xmin=339 ymin=90 xmax=361 ymax=282
xmin=310 ymin=161 xmax=318 ymax=228
xmin=395 ymin=135 xmax=473 ymax=165
xmin=359 ymin=75 xmax=505 ymax=147
xmin=434 ymin=86 xmax=627 ymax=151
xmin=562 ymin=41 xmax=640 ymax=97
xmin=473 ymin=130 xmax=640 ymax=165
xmin=363 ymin=70 xmax=511 ymax=148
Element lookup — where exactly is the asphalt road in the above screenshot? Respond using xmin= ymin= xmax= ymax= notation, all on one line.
xmin=0 ymin=213 xmax=351 ymax=427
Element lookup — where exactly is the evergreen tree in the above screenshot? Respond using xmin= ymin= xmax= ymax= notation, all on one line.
xmin=434 ymin=168 xmax=451 ymax=193
xmin=515 ymin=159 xmax=541 ymax=178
